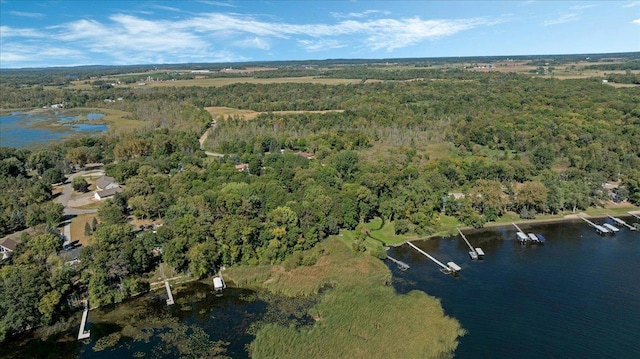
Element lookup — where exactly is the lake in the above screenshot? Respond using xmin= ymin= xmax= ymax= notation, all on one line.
xmin=2 ymin=219 xmax=639 ymax=358
xmin=0 ymin=111 xmax=108 ymax=149
xmin=388 ymin=217 xmax=640 ymax=358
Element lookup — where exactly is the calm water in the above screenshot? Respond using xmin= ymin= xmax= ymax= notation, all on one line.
xmin=388 ymin=218 xmax=640 ymax=358
xmin=0 ymin=112 xmax=107 ymax=148
xmin=2 ymin=282 xmax=317 ymax=359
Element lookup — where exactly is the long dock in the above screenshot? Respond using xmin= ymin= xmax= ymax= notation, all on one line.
xmin=457 ymin=228 xmax=483 ymax=260
xmin=608 ymin=215 xmax=637 ymax=231
xmin=77 ymin=300 xmax=90 ymax=340
xmin=165 ymin=280 xmax=175 ymax=305
xmin=405 ymin=241 xmax=460 ymax=274
xmin=628 ymin=212 xmax=640 ymax=220
xmin=386 ymin=255 xmax=410 ymax=270
xmin=578 ymin=216 xmax=610 ymax=234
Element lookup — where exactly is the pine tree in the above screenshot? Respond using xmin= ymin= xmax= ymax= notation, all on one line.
xmin=84 ymin=222 xmax=91 ymax=236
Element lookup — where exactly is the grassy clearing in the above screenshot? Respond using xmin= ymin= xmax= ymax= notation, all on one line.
xmin=205 ymin=106 xmax=346 ymax=121
xmin=228 ymin=238 xmax=464 ymax=359
xmin=111 ymin=76 xmax=361 ymax=88
xmin=70 ymin=213 xmax=97 ymax=246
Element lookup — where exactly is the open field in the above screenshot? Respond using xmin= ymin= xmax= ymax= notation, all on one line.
xmin=81 ymin=76 xmax=361 ymax=89
xmin=204 ymin=106 xmax=345 ymax=121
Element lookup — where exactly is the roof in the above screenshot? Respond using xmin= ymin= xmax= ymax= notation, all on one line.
xmin=0 ymin=238 xmax=18 ymax=251
xmin=96 ymin=186 xmax=122 ymax=198
xmin=95 ymin=175 xmax=116 ymax=190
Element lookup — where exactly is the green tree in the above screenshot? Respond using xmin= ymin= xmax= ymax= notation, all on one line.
xmin=72 ymin=176 xmax=89 ymax=192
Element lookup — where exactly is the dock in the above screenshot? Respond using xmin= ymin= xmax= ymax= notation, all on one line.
xmin=578 ymin=216 xmax=610 ymax=234
xmin=386 ymin=255 xmax=410 ymax=270
xmin=457 ymin=228 xmax=483 ymax=260
xmin=512 ymin=223 xmax=543 ymax=244
xmin=512 ymin=223 xmax=528 ymax=243
xmin=629 ymin=212 xmax=640 ymax=220
xmin=608 ymin=215 xmax=637 ymax=231
xmin=602 ymin=223 xmax=620 ymax=233
xmin=77 ymin=300 xmax=90 ymax=340
xmin=405 ymin=241 xmax=461 ymax=274
xmin=165 ymin=280 xmax=175 ymax=305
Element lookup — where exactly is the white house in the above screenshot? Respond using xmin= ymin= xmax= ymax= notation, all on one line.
xmin=94 ymin=186 xmax=123 ymax=200
xmin=1 ymin=238 xmax=18 ymax=260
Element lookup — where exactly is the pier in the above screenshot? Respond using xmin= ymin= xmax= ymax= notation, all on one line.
xmin=512 ymin=223 xmax=542 ymax=244
xmin=608 ymin=215 xmax=637 ymax=231
xmin=77 ymin=300 xmax=90 ymax=340
xmin=512 ymin=223 xmax=528 ymax=243
xmin=405 ymin=241 xmax=461 ymax=274
xmin=386 ymin=255 xmax=410 ymax=270
xmin=578 ymin=216 xmax=610 ymax=234
xmin=457 ymin=228 xmax=483 ymax=260
xmin=602 ymin=223 xmax=620 ymax=233
xmin=165 ymin=280 xmax=175 ymax=305
xmin=628 ymin=212 xmax=640 ymax=221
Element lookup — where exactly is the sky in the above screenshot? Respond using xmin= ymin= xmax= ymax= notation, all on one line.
xmin=1 ymin=1 xmax=639 ymax=68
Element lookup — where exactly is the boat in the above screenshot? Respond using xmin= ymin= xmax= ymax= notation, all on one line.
xmin=516 ymin=232 xmax=528 ymax=243
xmin=213 ymin=276 xmax=226 ymax=295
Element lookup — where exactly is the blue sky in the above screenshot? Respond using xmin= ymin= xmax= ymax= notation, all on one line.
xmin=1 ymin=1 xmax=639 ymax=68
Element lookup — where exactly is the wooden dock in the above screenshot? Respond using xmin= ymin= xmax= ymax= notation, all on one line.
xmin=406 ymin=241 xmax=460 ymax=274
xmin=608 ymin=215 xmax=637 ymax=231
xmin=386 ymin=255 xmax=410 ymax=270
xmin=165 ymin=280 xmax=175 ymax=305
xmin=457 ymin=228 xmax=483 ymax=260
xmin=77 ymin=300 xmax=90 ymax=340
xmin=578 ymin=216 xmax=610 ymax=234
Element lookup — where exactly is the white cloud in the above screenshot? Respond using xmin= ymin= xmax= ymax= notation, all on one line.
xmin=197 ymin=1 xmax=236 ymax=7
xmin=298 ymin=39 xmax=347 ymax=52
xmin=0 ymin=10 xmax=503 ymax=67
xmin=331 ymin=10 xmax=391 ymax=19
xmin=148 ymin=4 xmax=183 ymax=13
xmin=623 ymin=1 xmax=640 ymax=8
xmin=8 ymin=10 xmax=45 ymax=18
xmin=544 ymin=13 xmax=577 ymax=26
xmin=570 ymin=4 xmax=596 ymax=10
xmin=234 ymin=37 xmax=270 ymax=50
xmin=633 ymin=18 xmax=640 ymax=24
xmin=0 ymin=25 xmax=44 ymax=37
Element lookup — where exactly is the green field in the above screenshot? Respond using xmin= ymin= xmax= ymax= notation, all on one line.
xmin=226 ymin=238 xmax=464 ymax=359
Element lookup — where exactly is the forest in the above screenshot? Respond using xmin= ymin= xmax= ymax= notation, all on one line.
xmin=1 ymin=60 xmax=639 ymax=342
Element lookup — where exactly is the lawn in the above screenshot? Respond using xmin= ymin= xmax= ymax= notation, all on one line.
xmin=70 ymin=213 xmax=97 ymax=246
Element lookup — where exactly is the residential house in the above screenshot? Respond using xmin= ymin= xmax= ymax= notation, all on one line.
xmin=95 ymin=175 xmax=119 ymax=191
xmin=94 ymin=186 xmax=123 ymax=200
xmin=1 ymin=238 xmax=18 ymax=260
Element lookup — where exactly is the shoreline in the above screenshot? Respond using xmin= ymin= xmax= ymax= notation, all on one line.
xmin=406 ymin=207 xmax=640 ymax=244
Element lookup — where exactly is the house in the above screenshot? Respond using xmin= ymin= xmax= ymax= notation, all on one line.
xmin=95 ymin=175 xmax=119 ymax=191
xmin=296 ymin=151 xmax=315 ymax=160
xmin=235 ymin=163 xmax=249 ymax=172
xmin=94 ymin=186 xmax=123 ymax=200
xmin=1 ymin=238 xmax=18 ymax=260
